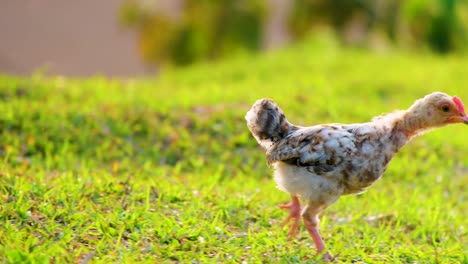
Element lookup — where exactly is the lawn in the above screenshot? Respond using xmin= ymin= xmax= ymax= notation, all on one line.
xmin=0 ymin=37 xmax=467 ymax=263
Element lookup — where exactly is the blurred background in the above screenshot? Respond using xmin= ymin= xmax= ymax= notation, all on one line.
xmin=1 ymin=0 xmax=467 ymax=77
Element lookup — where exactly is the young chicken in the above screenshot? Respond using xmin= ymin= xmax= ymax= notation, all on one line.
xmin=246 ymin=92 xmax=467 ymax=260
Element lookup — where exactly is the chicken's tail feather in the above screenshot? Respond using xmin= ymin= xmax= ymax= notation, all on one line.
xmin=245 ymin=99 xmax=293 ymax=150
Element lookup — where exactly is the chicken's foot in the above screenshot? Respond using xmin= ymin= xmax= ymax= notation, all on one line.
xmin=304 ymin=218 xmax=334 ymax=261
xmin=279 ymin=195 xmax=301 ymax=239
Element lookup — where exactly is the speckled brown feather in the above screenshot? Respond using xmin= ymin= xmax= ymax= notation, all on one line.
xmin=267 ymin=123 xmax=404 ymax=195
xmin=245 ymin=99 xmax=298 ymax=150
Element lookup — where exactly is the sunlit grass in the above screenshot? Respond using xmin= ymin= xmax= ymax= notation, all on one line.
xmin=0 ymin=37 xmax=467 ymax=263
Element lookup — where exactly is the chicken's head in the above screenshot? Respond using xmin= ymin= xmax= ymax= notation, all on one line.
xmin=411 ymin=92 xmax=468 ymax=127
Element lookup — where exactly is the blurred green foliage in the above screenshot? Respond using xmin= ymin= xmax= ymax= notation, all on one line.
xmin=119 ymin=0 xmax=265 ymax=66
xmin=402 ymin=0 xmax=468 ymax=53
xmin=120 ymin=0 xmax=468 ymax=66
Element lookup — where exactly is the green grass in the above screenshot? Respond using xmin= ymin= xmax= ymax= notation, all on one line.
xmin=0 ymin=37 xmax=467 ymax=263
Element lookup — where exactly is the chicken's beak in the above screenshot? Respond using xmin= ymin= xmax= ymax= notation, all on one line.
xmin=463 ymin=116 xmax=468 ymax=125
xmin=458 ymin=115 xmax=468 ymax=125
xmin=446 ymin=115 xmax=468 ymax=124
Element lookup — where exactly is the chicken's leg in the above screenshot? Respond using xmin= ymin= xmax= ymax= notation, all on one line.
xmin=303 ymin=204 xmax=334 ymax=261
xmin=279 ymin=195 xmax=301 ymax=239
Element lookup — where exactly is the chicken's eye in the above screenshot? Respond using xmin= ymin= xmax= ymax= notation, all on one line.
xmin=441 ymin=105 xmax=450 ymax=112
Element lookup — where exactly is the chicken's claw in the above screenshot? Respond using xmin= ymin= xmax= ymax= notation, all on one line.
xmin=279 ymin=195 xmax=301 ymax=239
